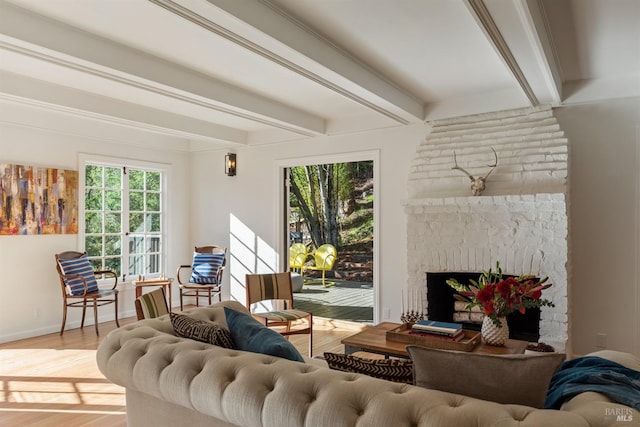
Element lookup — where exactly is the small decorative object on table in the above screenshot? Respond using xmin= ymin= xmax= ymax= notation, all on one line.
xmin=400 ymin=287 xmax=425 ymax=323
xmin=525 ymin=342 xmax=556 ymax=355
xmin=481 ymin=316 xmax=509 ymax=346
xmin=446 ymin=261 xmax=554 ymax=346
xmin=411 ymin=319 xmax=464 ymax=341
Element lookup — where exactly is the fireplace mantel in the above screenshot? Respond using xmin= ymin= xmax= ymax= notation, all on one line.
xmin=403 ymin=193 xmax=565 ymax=207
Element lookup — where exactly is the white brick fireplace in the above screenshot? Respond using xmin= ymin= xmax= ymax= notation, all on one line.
xmin=405 ymin=105 xmax=569 ymax=351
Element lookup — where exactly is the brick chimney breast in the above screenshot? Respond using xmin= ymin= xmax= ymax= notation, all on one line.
xmin=405 ymin=105 xmax=569 ymax=352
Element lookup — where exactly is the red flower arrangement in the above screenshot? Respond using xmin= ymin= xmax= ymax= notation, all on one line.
xmin=446 ymin=262 xmax=554 ymax=327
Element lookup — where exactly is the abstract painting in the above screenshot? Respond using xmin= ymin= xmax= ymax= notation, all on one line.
xmin=0 ymin=163 xmax=78 ymax=235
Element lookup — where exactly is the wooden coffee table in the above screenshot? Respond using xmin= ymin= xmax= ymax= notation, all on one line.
xmin=342 ymin=322 xmax=528 ymax=358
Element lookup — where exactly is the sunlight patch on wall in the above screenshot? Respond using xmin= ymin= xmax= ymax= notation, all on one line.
xmin=229 ymin=214 xmax=279 ymax=303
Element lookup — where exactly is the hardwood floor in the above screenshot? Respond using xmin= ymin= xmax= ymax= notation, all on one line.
xmin=0 ymin=309 xmax=365 ymax=426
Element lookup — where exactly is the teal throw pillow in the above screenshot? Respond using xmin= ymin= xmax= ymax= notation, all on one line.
xmin=223 ymin=306 xmax=304 ymax=362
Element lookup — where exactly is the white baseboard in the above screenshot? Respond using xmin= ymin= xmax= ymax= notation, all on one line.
xmin=0 ymin=308 xmax=137 ymax=344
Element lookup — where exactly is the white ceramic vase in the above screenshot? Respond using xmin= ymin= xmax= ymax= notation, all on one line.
xmin=481 ymin=316 xmax=509 ymax=346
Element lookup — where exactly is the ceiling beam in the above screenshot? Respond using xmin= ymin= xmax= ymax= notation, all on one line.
xmin=465 ymin=0 xmax=562 ymax=106
xmin=0 ymin=71 xmax=248 ymax=145
xmin=0 ymin=2 xmax=326 ymax=137
xmin=519 ymin=0 xmax=563 ymax=103
xmin=158 ymin=0 xmax=423 ymax=123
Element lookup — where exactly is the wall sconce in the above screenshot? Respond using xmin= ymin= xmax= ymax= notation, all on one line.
xmin=225 ymin=153 xmax=236 ymax=176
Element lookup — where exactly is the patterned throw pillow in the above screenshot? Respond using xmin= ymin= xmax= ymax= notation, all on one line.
xmin=323 ymin=352 xmax=414 ymax=384
xmin=190 ymin=252 xmax=225 ymax=284
xmin=170 ymin=313 xmax=235 ymax=349
xmin=57 ymin=254 xmax=99 ymax=295
xmin=224 ymin=306 xmax=305 ymax=362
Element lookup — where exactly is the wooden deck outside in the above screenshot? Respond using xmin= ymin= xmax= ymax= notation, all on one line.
xmin=293 ymin=279 xmax=374 ymax=324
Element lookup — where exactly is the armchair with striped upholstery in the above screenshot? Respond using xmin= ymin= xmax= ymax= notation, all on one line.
xmin=135 ymin=288 xmax=169 ymax=320
xmin=245 ymin=272 xmax=313 ymax=356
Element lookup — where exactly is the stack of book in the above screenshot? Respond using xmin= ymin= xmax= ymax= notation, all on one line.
xmin=410 ymin=320 xmax=465 ymax=341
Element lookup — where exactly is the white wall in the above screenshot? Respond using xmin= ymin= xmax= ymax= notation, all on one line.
xmin=189 ymin=124 xmax=425 ymax=322
xmin=0 ymin=106 xmax=191 ymax=342
xmin=555 ymin=97 xmax=640 ymax=355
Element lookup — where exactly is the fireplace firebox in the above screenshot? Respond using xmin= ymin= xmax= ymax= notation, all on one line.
xmin=426 ymin=272 xmax=540 ymax=342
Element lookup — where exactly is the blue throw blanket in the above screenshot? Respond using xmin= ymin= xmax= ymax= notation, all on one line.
xmin=545 ymin=356 xmax=640 ymax=410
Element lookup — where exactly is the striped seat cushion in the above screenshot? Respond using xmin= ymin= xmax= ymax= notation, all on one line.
xmin=324 ymin=352 xmax=414 ymax=384
xmin=252 ymin=309 xmax=310 ymax=322
xmin=190 ymin=252 xmax=225 ymax=284
xmin=137 ymin=289 xmax=168 ymax=318
xmin=58 ymin=254 xmax=99 ymax=295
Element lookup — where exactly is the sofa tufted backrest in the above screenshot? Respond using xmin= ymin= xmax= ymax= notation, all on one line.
xmin=97 ymin=303 xmax=627 ymax=427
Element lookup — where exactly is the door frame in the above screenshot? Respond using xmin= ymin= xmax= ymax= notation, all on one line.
xmin=275 ymin=150 xmax=380 ymax=324
xmin=635 ymin=124 xmax=640 ymax=355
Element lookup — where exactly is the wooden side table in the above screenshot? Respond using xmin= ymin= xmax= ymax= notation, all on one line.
xmin=133 ymin=278 xmax=173 ymax=312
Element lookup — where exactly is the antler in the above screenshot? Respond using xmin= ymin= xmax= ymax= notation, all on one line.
xmin=481 ymin=147 xmax=498 ymax=181
xmin=452 ymin=151 xmax=475 ymax=182
xmin=451 ymin=148 xmax=499 ymax=196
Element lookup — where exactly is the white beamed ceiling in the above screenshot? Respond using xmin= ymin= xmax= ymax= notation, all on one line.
xmin=1 ymin=0 xmax=638 ymax=149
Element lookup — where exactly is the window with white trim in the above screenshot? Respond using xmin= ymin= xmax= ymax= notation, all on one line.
xmin=82 ymin=159 xmax=166 ymax=282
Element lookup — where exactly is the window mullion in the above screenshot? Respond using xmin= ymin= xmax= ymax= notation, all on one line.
xmin=122 ymin=167 xmax=130 ymax=281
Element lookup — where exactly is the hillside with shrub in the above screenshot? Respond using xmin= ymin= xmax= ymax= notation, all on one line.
xmin=290 ymin=161 xmax=373 ymax=282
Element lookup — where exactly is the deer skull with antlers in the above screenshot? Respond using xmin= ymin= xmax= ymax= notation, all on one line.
xmin=452 ymin=148 xmax=498 ymax=196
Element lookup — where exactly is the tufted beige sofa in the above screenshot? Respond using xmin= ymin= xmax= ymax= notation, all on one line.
xmin=97 ymin=301 xmax=639 ymax=427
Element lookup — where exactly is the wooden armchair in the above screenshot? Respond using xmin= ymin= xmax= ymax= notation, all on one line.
xmin=245 ymin=272 xmax=313 ymax=356
xmin=54 ymin=251 xmax=119 ymax=336
xmin=135 ymin=288 xmax=169 ymax=320
xmin=176 ymin=245 xmax=227 ymax=310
